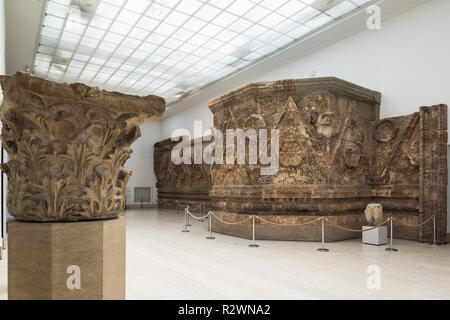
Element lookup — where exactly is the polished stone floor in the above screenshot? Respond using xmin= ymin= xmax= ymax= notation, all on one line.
xmin=1 ymin=208 xmax=449 ymax=300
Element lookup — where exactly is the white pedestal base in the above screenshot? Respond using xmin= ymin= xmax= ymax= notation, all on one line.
xmin=362 ymin=226 xmax=387 ymax=246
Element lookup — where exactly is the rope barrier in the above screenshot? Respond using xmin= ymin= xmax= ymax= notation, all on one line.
xmin=179 ymin=206 xmax=438 ymax=249
xmin=326 ymin=218 xmax=390 ymax=233
xmin=211 ymin=212 xmax=252 ymax=225
xmin=188 ymin=203 xmax=203 ymax=212
xmin=395 ymin=214 xmax=436 ymax=228
xmin=186 ymin=208 xmax=209 ymax=221
xmin=257 ymin=216 xmax=321 ymax=227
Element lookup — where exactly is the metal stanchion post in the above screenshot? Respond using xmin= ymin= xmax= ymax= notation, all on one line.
xmin=385 ymin=217 xmax=398 ymax=252
xmin=249 ymin=215 xmax=259 ymax=248
xmin=200 ymin=202 xmax=206 ymax=222
xmin=206 ymin=211 xmax=215 ymax=240
xmin=317 ymin=217 xmax=329 ymax=252
xmin=182 ymin=208 xmax=190 ymax=233
xmin=186 ymin=205 xmax=192 ymax=227
xmin=430 ymin=214 xmax=439 ymax=246
xmin=200 ymin=202 xmax=205 ymax=222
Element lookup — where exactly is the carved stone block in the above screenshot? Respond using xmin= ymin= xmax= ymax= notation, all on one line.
xmin=0 ymin=73 xmax=165 ymax=221
xmin=153 ymin=77 xmax=447 ymax=243
xmin=364 ymin=203 xmax=383 ymax=225
xmin=154 ymin=136 xmax=211 ymax=209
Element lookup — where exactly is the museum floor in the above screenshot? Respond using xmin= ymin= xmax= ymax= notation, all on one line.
xmin=1 ymin=208 xmax=450 ymax=300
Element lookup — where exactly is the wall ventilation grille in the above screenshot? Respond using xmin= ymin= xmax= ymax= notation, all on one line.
xmin=134 ymin=187 xmax=152 ymax=203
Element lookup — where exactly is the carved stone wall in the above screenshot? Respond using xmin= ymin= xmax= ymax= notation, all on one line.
xmin=209 ymin=78 xmax=382 ymax=217
xmin=153 ymin=77 xmax=447 ymax=243
xmin=154 ymin=137 xmax=211 ymax=210
xmin=0 ymin=72 xmax=165 ymax=222
xmin=419 ymin=105 xmax=447 ymax=242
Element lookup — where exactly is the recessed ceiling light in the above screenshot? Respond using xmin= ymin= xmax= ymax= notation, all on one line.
xmin=311 ymin=0 xmax=345 ymax=12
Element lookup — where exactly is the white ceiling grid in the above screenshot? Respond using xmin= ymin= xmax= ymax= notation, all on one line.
xmin=33 ymin=0 xmax=371 ymax=104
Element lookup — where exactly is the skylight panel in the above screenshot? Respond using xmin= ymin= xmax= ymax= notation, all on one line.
xmin=60 ymin=31 xmax=81 ymax=44
xmin=145 ymin=3 xmax=171 ymax=21
xmin=164 ymin=10 xmax=190 ymax=27
xmin=51 ymin=0 xmax=71 ymax=6
xmin=47 ymin=1 xmax=70 ymax=19
xmin=259 ymin=12 xmax=285 ymax=29
xmin=135 ymin=16 xmax=159 ymax=30
xmin=103 ymin=0 xmax=127 ymax=7
xmin=154 ymin=22 xmax=177 ymax=36
xmin=259 ymin=0 xmax=289 ymax=11
xmin=110 ymin=21 xmax=132 ymax=35
xmin=291 ymin=6 xmax=321 ymax=24
xmin=243 ymin=5 xmax=271 ymax=22
xmin=277 ymin=0 xmax=306 ymax=17
xmin=42 ymin=26 xmax=62 ymax=39
xmin=98 ymin=41 xmax=118 ymax=53
xmin=122 ymin=37 xmax=141 ymax=49
xmin=123 ymin=0 xmax=150 ymax=13
xmin=198 ymin=23 xmax=222 ymax=37
xmin=304 ymin=13 xmax=333 ymax=29
xmin=96 ymin=2 xmax=121 ymax=19
xmin=103 ymin=32 xmax=123 ymax=44
xmin=33 ymin=0 xmax=373 ymax=99
xmin=286 ymin=25 xmax=312 ymax=38
xmin=213 ymin=11 xmax=238 ymax=28
xmin=176 ymin=0 xmax=204 ymax=15
xmin=90 ymin=15 xmax=113 ymax=30
xmin=350 ymin=0 xmax=371 ymax=5
xmin=327 ymin=0 xmax=357 ymax=18
xmin=116 ymin=10 xmax=141 ymax=25
xmin=154 ymin=0 xmax=179 ymax=10
xmin=44 ymin=15 xmax=65 ymax=29
xmin=207 ymin=0 xmax=235 ymax=10
xmin=180 ymin=16 xmax=205 ymax=32
xmin=194 ymin=5 xmax=222 ymax=22
xmin=80 ymin=36 xmax=100 ymax=48
xmin=226 ymin=0 xmax=255 ymax=16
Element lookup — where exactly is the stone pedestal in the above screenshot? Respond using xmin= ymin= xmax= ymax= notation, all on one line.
xmin=8 ymin=217 xmax=126 ymax=300
xmin=362 ymin=226 xmax=387 ymax=246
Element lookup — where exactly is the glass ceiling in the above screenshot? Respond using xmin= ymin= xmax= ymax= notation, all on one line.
xmin=33 ymin=0 xmax=371 ymax=105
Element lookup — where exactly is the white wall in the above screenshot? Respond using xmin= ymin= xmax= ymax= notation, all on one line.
xmin=161 ymin=0 xmax=450 ymax=139
xmin=157 ymin=0 xmax=450 ymax=231
xmin=125 ymin=120 xmax=161 ymax=205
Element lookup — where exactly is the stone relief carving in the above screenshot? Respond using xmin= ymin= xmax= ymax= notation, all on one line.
xmin=407 ymin=139 xmax=419 ymax=168
xmin=364 ymin=203 xmax=383 ymax=225
xmin=154 ymin=137 xmax=212 ymax=208
xmin=0 ymin=72 xmax=165 ymax=221
xmin=154 ymin=78 xmax=447 ymax=243
xmin=374 ymin=119 xmax=397 ymax=142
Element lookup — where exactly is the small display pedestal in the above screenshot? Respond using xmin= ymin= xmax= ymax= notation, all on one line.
xmin=362 ymin=226 xmax=387 ymax=246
